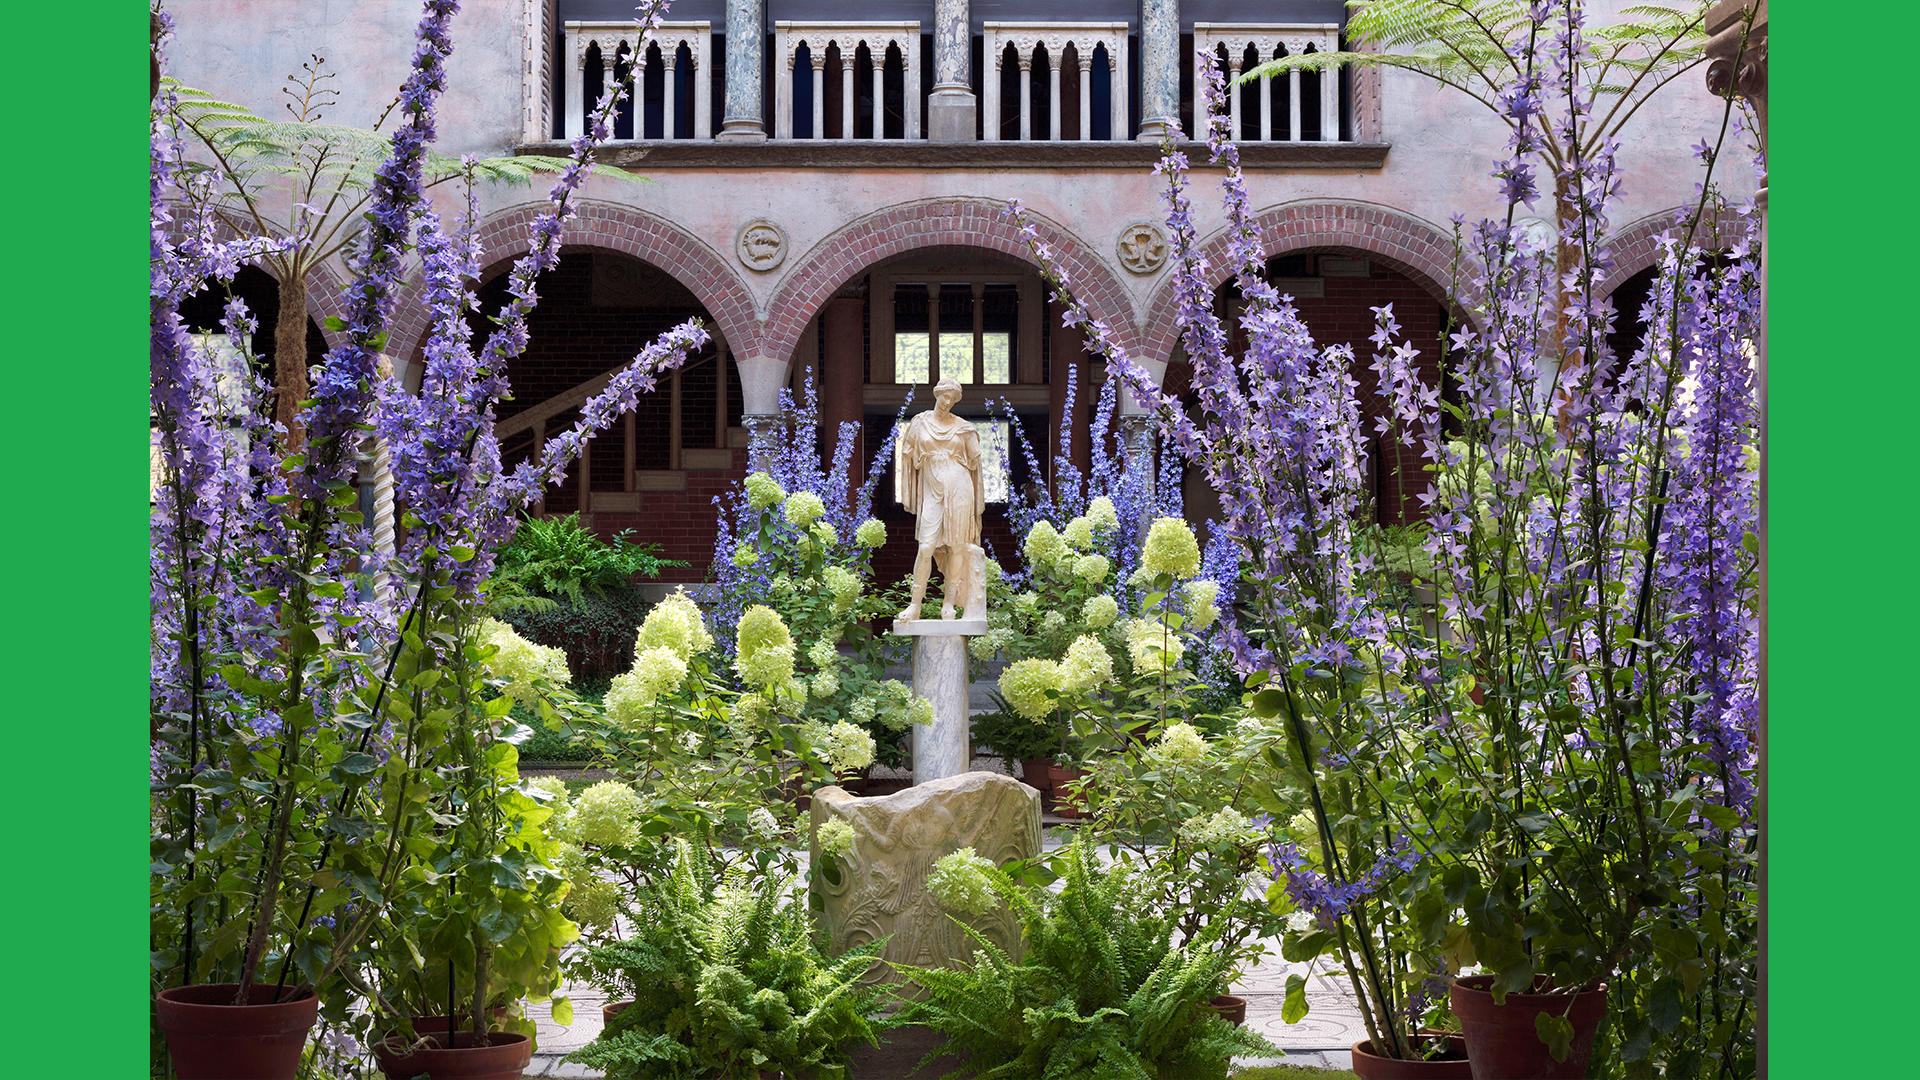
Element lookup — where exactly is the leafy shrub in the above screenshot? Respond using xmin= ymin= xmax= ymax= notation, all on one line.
xmin=500 ymin=588 xmax=650 ymax=683
xmin=495 ymin=512 xmax=679 ymax=602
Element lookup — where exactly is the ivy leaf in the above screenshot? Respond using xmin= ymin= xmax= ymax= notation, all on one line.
xmin=550 ymin=996 xmax=573 ymax=1026
xmin=1536 ymin=1011 xmax=1575 ymax=1063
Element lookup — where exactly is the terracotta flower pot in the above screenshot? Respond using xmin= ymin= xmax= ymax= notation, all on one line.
xmin=1205 ymin=993 xmax=1247 ymax=1025
xmin=406 ymin=1005 xmax=511 ymax=1036
xmin=1046 ymin=763 xmax=1087 ymax=818
xmin=1021 ymin=757 xmax=1053 ymax=794
xmin=155 ymin=983 xmax=319 ymax=1080
xmin=1450 ymin=975 xmax=1608 ymax=1079
xmin=373 ymin=1030 xmax=531 ymax=1080
xmin=1350 ymin=1034 xmax=1473 ymax=1079
xmin=603 ymin=999 xmax=632 ymax=1025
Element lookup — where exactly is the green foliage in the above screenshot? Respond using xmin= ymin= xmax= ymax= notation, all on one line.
xmin=566 ymin=841 xmax=887 ymax=1080
xmin=494 ymin=513 xmax=679 ymax=604
xmin=897 ymin=837 xmax=1278 ymax=1080
xmin=499 ymin=587 xmax=652 ymax=684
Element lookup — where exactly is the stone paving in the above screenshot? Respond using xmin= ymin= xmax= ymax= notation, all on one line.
xmin=514 ymin=809 xmax=1367 ymax=1077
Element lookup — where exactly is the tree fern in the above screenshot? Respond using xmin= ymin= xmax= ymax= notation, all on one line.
xmin=1247 ymin=1 xmax=1713 ymax=163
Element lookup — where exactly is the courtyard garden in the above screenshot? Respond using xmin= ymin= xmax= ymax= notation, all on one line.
xmin=148 ymin=2 xmax=1761 ymax=1078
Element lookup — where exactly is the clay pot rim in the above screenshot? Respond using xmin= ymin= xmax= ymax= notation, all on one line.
xmin=156 ymin=983 xmax=319 ymax=1011
xmin=1451 ymin=973 xmax=1608 ymax=1002
xmin=375 ymin=1029 xmax=531 ymax=1053
xmin=1350 ymin=1032 xmax=1470 ymax=1063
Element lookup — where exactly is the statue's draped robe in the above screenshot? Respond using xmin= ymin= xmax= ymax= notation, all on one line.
xmin=897 ymin=412 xmax=982 ymax=552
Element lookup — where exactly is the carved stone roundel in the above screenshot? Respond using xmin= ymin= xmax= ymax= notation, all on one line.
xmin=1117 ymin=221 xmax=1169 ymax=275
xmin=736 ymin=219 xmax=787 ymax=272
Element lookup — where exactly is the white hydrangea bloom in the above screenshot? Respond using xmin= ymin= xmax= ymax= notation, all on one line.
xmin=1153 ymin=721 xmax=1208 ymax=762
xmin=1085 ymin=497 xmax=1120 ymax=532
xmin=805 ymin=719 xmax=876 ymax=774
xmin=784 ymin=490 xmax=828 ymax=528
xmin=745 ymin=471 xmax=786 ymax=510
xmin=570 ymin=781 xmax=643 ymax=848
xmin=1074 ymin=553 xmax=1111 ymax=585
xmin=1059 ymin=635 xmax=1115 ymax=695
xmin=807 ymin=637 xmax=841 ymax=671
xmin=1082 ymin=594 xmax=1119 ymax=628
xmin=926 ymin=847 xmax=999 ymax=915
xmin=747 ymin=806 xmax=782 ymax=840
xmin=817 ymin=817 xmax=857 ymax=861
xmin=1061 ymin=516 xmax=1094 ymax=551
xmin=635 ymin=589 xmax=714 ymax=658
xmin=1185 ymin=579 xmax=1222 ymax=629
xmin=855 ymin=518 xmax=887 ymax=547
xmin=1179 ymin=807 xmax=1254 ymax=849
xmin=1124 ymin=617 xmax=1184 ymax=672
xmin=821 ymin=565 xmax=862 ymax=612
xmin=811 ymin=669 xmax=841 ymax=700
xmin=478 ymin=618 xmax=571 ymax=703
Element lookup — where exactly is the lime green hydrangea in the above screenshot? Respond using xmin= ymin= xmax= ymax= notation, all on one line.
xmin=1061 ymin=516 xmax=1094 ymax=551
xmin=1152 ymin=721 xmax=1208 ymax=762
xmin=747 ymin=806 xmax=782 ymax=840
xmin=1124 ymin=617 xmax=1185 ymax=672
xmin=528 ymin=776 xmax=572 ymax=830
xmin=566 ymin=877 xmax=620 ymax=930
xmin=811 ymin=669 xmax=841 ymax=700
xmin=1082 ymin=594 xmax=1119 ymax=629
xmin=730 ymin=691 xmax=772 ymax=728
xmin=635 ymin=589 xmax=714 ymax=658
xmin=1012 ymin=591 xmax=1041 ymax=618
xmin=1184 ymin=579 xmax=1222 ymax=629
xmin=732 ymin=542 xmax=760 ymax=569
xmin=1142 ymin=517 xmax=1201 ymax=579
xmin=1022 ymin=520 xmax=1070 ymax=572
xmin=1180 ymin=807 xmax=1255 ymax=849
xmin=906 ymin=694 xmax=935 ymax=728
xmin=478 ymin=618 xmax=571 ymax=703
xmin=1074 ymin=553 xmax=1111 ymax=585
xmin=999 ymin=658 xmax=1064 ymax=721
xmin=1041 ymin=610 xmax=1066 ymax=634
xmin=927 ymin=847 xmax=999 ymax=915
xmin=810 ymin=520 xmax=839 ymax=547
xmin=807 ymin=637 xmax=841 ymax=671
xmin=784 ymin=490 xmax=827 ymax=528
xmin=817 ymin=817 xmax=857 ymax=861
xmin=604 ymin=648 xmax=689 ymax=726
xmin=1086 ymin=496 xmax=1119 ymax=532
xmin=804 ymin=719 xmax=876 ymax=774
xmin=822 ymin=565 xmax=862 ymax=611
xmin=855 ymin=517 xmax=887 ymax=547
xmin=570 ymin=781 xmax=643 ymax=848
xmin=968 ymin=629 xmax=1007 ymax=661
xmin=735 ymin=605 xmax=795 ymax=688
xmin=846 ymin=693 xmax=878 ymax=725
xmin=745 ymin=471 xmax=786 ymax=510
xmin=984 ymin=557 xmax=1005 ymax=585
xmin=1059 ymin=635 xmax=1115 ymax=695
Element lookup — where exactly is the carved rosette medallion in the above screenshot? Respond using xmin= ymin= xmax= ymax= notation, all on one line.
xmin=735 ymin=218 xmax=787 ymax=272
xmin=1117 ymin=221 xmax=1169 ymax=274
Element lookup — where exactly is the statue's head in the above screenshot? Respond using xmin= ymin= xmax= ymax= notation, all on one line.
xmin=933 ymin=376 xmax=963 ymax=409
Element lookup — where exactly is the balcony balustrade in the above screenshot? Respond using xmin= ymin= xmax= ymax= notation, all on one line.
xmin=981 ymin=22 xmax=1129 ymax=142
xmin=1194 ymin=22 xmax=1344 ymax=142
xmin=563 ymin=20 xmax=712 ymax=141
xmin=773 ymin=21 xmax=921 ymax=140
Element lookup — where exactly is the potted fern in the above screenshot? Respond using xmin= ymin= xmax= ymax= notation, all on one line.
xmin=565 ymin=840 xmax=888 ymax=1080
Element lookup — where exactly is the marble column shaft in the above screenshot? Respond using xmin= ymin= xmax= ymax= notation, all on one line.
xmin=911 ymin=634 xmax=972 ymax=782
xmin=721 ymin=0 xmax=766 ymax=140
xmin=1138 ymin=0 xmax=1180 ymax=140
xmin=927 ymin=0 xmax=977 ymax=142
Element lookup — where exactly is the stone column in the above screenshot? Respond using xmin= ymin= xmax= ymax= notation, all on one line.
xmin=927 ymin=0 xmax=977 ymax=142
xmin=1118 ymin=406 xmax=1157 ymax=505
xmin=720 ymin=0 xmax=767 ymax=141
xmin=742 ymin=412 xmax=786 ymax=469
xmin=894 ymin=618 xmax=987 ymax=782
xmin=1138 ymin=0 xmax=1180 ymax=140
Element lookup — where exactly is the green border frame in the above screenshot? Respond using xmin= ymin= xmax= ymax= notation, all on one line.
xmin=6 ymin=0 xmax=148 ymax=1075
xmin=1768 ymin=0 xmax=1917 ymax=1074
xmin=7 ymin=1 xmax=1905 ymax=1076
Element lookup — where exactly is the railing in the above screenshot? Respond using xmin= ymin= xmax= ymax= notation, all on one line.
xmin=562 ymin=20 xmax=712 ymax=141
xmin=773 ymin=21 xmax=921 ymax=140
xmin=1194 ymin=22 xmax=1345 ymax=142
xmin=981 ymin=22 xmax=1129 ymax=142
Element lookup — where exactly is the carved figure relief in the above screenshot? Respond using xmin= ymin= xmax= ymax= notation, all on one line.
xmin=811 ymin=774 xmax=1042 ymax=987
xmin=1117 ymin=221 xmax=1169 ymax=274
xmin=736 ymin=219 xmax=787 ymax=272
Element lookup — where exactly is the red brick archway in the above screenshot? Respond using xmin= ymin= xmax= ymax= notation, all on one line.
xmin=763 ymin=197 xmax=1139 ymax=367
xmin=1139 ymin=201 xmax=1462 ymax=365
xmin=1598 ymin=205 xmax=1744 ymax=302
xmin=385 ymin=199 xmax=761 ymax=369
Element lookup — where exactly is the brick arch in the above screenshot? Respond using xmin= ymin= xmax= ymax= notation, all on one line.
xmin=1597 ymin=205 xmax=1743 ymax=302
xmin=160 ymin=204 xmax=354 ymax=354
xmin=383 ymin=199 xmax=761 ymax=369
xmin=1139 ymin=201 xmax=1463 ymax=365
xmin=762 ymin=197 xmax=1140 ymax=368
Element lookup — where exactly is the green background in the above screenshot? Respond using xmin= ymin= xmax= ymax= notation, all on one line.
xmin=4 ymin=1 xmax=1908 ymax=1075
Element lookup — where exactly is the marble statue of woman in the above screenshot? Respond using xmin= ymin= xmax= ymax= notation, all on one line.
xmin=896 ymin=376 xmax=986 ymax=621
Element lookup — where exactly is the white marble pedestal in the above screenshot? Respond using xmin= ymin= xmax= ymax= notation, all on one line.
xmin=891 ymin=617 xmax=986 ymax=784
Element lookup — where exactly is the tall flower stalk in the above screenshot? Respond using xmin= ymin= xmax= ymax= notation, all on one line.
xmin=150 ymin=0 xmax=704 ymax=1028
xmin=1011 ymin=6 xmax=1758 ymax=1069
